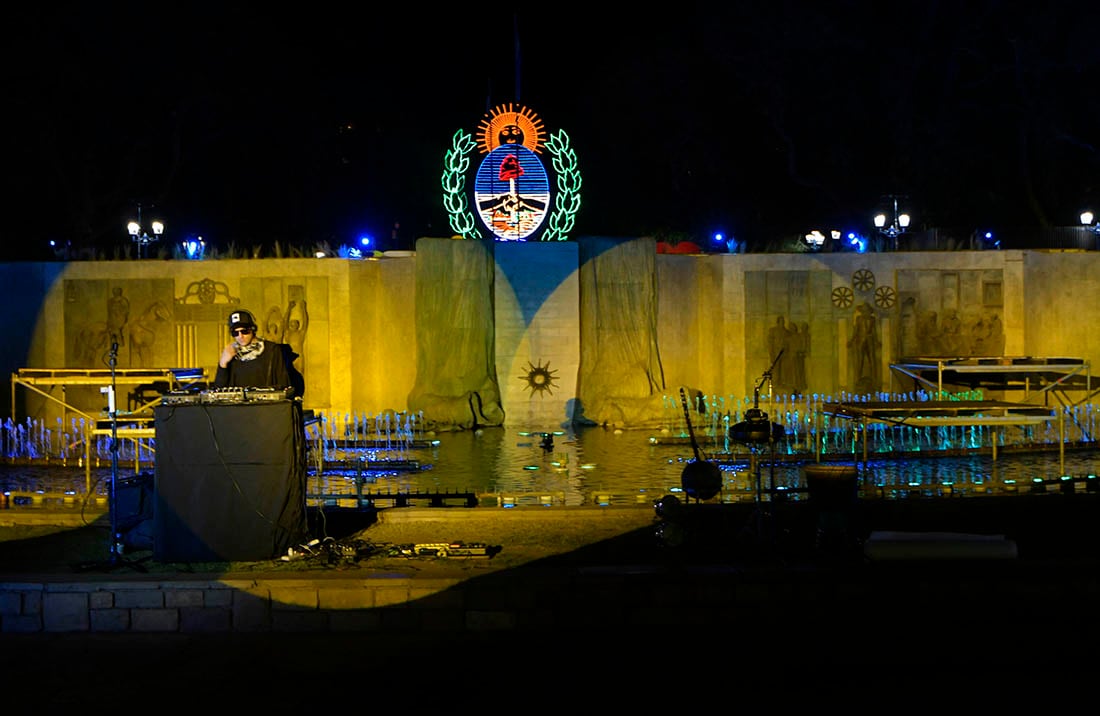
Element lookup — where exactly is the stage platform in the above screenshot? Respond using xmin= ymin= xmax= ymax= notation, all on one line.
xmin=824 ymin=399 xmax=1056 ymax=427
xmin=890 ymin=356 xmax=1094 ymax=403
xmin=823 ymin=399 xmax=1062 ymax=464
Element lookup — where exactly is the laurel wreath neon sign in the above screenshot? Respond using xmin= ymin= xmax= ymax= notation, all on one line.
xmin=441 ymin=105 xmax=581 ymax=241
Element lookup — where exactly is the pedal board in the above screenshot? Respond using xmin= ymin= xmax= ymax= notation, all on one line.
xmin=401 ymin=542 xmax=494 ymax=558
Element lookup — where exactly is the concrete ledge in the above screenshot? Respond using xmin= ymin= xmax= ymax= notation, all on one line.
xmin=5 ymin=561 xmax=1100 ymax=634
xmin=0 ymin=509 xmax=107 ymax=527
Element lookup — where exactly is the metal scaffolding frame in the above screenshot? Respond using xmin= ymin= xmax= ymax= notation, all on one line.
xmin=10 ymin=367 xmax=208 ymax=491
xmin=890 ymin=356 xmax=1094 ymax=407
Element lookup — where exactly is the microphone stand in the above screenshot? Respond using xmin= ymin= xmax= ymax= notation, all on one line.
xmin=75 ymin=336 xmax=146 ymax=572
xmin=107 ymin=337 xmax=122 ymax=565
xmin=743 ymin=350 xmax=784 ymax=555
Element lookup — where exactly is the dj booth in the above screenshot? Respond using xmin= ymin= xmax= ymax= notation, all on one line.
xmin=153 ymin=398 xmax=308 ymax=562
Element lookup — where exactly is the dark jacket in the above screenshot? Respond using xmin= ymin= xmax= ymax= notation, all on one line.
xmin=213 ymin=340 xmax=304 ymax=399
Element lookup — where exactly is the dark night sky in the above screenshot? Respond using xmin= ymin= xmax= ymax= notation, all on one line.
xmin=4 ymin=1 xmax=1099 ymax=259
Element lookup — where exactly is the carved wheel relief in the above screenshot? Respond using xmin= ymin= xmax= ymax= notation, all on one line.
xmin=852 ymin=268 xmax=875 ymax=292
xmin=874 ymin=285 xmax=897 ymax=309
xmin=831 ymin=286 xmax=854 ymax=308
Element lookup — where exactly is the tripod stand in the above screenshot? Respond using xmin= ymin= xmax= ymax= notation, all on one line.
xmin=74 ymin=336 xmax=147 ymax=573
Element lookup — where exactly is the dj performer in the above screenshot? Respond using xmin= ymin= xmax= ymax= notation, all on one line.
xmin=213 ymin=309 xmax=303 ymax=398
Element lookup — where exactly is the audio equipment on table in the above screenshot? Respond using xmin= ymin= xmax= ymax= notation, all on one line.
xmin=201 ymin=387 xmax=247 ymax=403
xmin=162 ymin=391 xmax=202 ymax=405
xmin=163 ymin=387 xmax=293 ymax=405
xmin=244 ymin=386 xmax=295 ymax=402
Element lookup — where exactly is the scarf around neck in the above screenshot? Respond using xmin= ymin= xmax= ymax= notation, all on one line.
xmin=236 ymin=338 xmax=266 ymax=361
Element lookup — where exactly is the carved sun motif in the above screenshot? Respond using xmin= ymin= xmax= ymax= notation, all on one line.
xmin=520 ymin=359 xmax=559 ymax=397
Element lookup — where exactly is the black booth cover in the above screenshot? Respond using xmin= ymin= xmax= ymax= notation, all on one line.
xmin=153 ymin=401 xmax=308 ymax=562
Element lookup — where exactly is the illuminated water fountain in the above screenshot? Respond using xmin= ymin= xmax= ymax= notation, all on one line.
xmin=3 ymin=391 xmax=1099 ymax=507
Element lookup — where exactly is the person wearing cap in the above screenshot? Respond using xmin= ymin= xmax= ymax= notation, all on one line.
xmin=213 ymin=309 xmax=304 ymax=398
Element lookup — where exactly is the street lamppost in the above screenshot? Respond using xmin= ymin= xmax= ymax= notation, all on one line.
xmin=126 ymin=204 xmax=164 ymax=258
xmin=873 ymin=195 xmax=911 ymax=250
xmin=1081 ymin=210 xmax=1099 ymax=235
xmin=804 ymin=229 xmax=840 ymax=251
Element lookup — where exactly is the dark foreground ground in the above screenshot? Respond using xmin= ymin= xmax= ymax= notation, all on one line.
xmin=2 ymin=492 xmax=1099 ymax=708
xmin=4 ymin=489 xmax=1100 ymax=571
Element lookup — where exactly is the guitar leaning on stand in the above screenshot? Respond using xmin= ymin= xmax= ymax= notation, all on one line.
xmin=677 ymin=387 xmax=723 ymax=503
xmin=653 ymin=388 xmax=724 ymax=549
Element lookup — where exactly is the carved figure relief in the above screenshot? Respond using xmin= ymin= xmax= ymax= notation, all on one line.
xmin=128 ymin=301 xmax=172 ymax=367
xmin=849 ymin=301 xmax=880 ymax=392
xmin=106 ymin=287 xmax=130 ymax=347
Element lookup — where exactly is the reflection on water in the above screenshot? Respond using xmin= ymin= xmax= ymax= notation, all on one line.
xmin=3 ymin=425 xmax=1099 ymax=508
xmin=6 ymin=391 xmax=1099 ymax=461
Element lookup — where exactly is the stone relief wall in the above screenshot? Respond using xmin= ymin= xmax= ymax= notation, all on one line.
xmin=65 ymin=279 xmax=176 ymax=370
xmin=50 ymin=272 xmax=322 ymax=417
xmin=750 ymin=265 xmax=1006 ymax=398
xmin=3 ymin=247 xmax=1091 ymax=430
xmin=895 ymin=269 xmax=1005 ymax=360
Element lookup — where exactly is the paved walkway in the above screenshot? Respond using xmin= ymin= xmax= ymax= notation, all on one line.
xmin=4 ymin=492 xmax=1100 ymax=575
xmin=2 ymin=496 xmax=1099 ymax=705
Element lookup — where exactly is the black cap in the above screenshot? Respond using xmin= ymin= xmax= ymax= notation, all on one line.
xmin=228 ymin=310 xmax=257 ymax=331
